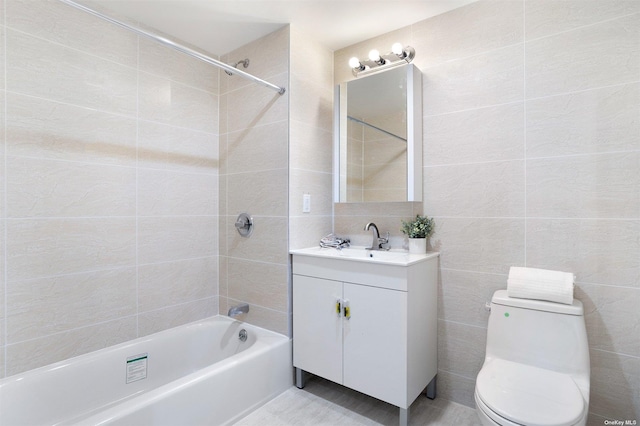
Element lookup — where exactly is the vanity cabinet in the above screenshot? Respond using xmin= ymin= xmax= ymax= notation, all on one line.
xmin=291 ymin=249 xmax=439 ymax=425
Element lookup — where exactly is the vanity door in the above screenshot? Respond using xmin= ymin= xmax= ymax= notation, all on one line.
xmin=342 ymin=282 xmax=408 ymax=407
xmin=292 ymin=275 xmax=343 ymax=385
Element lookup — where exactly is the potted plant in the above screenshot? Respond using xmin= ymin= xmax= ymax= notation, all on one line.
xmin=401 ymin=215 xmax=435 ymax=254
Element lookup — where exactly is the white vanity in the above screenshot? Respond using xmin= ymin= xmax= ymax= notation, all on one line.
xmin=291 ymin=246 xmax=439 ymax=426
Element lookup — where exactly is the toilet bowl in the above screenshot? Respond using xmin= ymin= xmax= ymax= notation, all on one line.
xmin=475 ymin=290 xmax=590 ymax=426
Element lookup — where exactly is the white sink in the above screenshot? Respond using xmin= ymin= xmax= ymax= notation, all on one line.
xmin=290 ymin=246 xmax=438 ymax=267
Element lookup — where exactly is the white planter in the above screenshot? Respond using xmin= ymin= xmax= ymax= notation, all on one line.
xmin=408 ymin=238 xmax=427 ymax=254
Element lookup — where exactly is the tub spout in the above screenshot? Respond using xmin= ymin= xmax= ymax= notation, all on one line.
xmin=228 ymin=303 xmax=250 ymax=318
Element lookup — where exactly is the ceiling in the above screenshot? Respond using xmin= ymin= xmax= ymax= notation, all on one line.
xmin=83 ymin=0 xmax=476 ymax=56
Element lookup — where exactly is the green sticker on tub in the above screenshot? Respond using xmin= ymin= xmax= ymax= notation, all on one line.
xmin=504 ymin=312 xmax=510 ymax=318
xmin=126 ymin=353 xmax=148 ymax=384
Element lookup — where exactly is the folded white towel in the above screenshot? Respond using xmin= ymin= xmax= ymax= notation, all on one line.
xmin=507 ymin=266 xmax=575 ymax=305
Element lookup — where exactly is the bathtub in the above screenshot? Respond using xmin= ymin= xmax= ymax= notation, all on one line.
xmin=0 ymin=316 xmax=292 ymax=425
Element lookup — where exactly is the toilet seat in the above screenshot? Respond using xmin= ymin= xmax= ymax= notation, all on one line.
xmin=476 ymin=358 xmax=585 ymax=426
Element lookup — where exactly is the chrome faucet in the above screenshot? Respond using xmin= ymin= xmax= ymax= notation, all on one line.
xmin=228 ymin=303 xmax=250 ymax=318
xmin=364 ymin=222 xmax=390 ymax=251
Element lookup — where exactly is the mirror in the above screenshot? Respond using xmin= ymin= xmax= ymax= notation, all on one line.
xmin=334 ymin=64 xmax=422 ymax=203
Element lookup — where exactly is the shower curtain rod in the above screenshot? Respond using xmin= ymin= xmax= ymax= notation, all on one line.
xmin=58 ymin=0 xmax=286 ymax=95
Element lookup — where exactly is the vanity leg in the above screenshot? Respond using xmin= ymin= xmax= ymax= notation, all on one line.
xmin=295 ymin=367 xmax=306 ymax=389
xmin=399 ymin=407 xmax=408 ymax=426
xmin=425 ymin=375 xmax=437 ymax=399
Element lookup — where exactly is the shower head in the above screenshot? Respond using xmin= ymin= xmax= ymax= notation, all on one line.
xmin=224 ymin=58 xmax=250 ymax=76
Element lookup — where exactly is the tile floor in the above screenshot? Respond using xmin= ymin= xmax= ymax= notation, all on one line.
xmin=235 ymin=375 xmax=481 ymax=425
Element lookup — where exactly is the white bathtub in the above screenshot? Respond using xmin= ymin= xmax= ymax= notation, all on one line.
xmin=0 ymin=316 xmax=292 ymax=425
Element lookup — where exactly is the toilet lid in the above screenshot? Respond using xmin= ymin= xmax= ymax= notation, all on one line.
xmin=476 ymin=358 xmax=585 ymax=426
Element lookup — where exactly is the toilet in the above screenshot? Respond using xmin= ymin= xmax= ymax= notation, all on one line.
xmin=475 ymin=290 xmax=590 ymax=426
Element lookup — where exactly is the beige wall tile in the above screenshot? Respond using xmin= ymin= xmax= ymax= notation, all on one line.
xmin=138 ymin=72 xmax=219 ymax=133
xmin=222 ymin=26 xmax=289 ymax=94
xmin=412 ymin=0 xmax=523 ymax=69
xmin=526 ymin=83 xmax=640 ymax=157
xmin=137 ymin=121 xmax=219 ymax=173
xmin=577 ymin=283 xmax=640 ymax=357
xmin=438 ymin=269 xmax=505 ymax=327
xmin=225 ymin=73 xmax=288 ymax=133
xmin=7 ymin=218 xmax=136 ymax=281
xmin=289 ymin=169 xmax=333 ymax=217
xmin=137 ymin=168 xmax=218 ymax=216
xmin=0 ymin=319 xmax=5 ymax=378
xmin=424 ymin=103 xmax=525 ymax=166
xmin=6 ymin=93 xmax=137 ymax=166
xmin=1 ymin=0 xmax=225 ymax=375
xmin=526 ymin=13 xmax=640 ymax=99
xmin=226 ymin=297 xmax=288 ymax=336
xmin=6 ymin=29 xmax=137 ymax=115
xmin=138 ymin=298 xmax=218 ymax=337
xmin=0 ymin=223 xmax=4 ymax=320
xmin=224 ymin=121 xmax=288 ymax=175
xmin=290 ymin=74 xmax=333 ymax=130
xmin=7 ymin=157 xmax=136 ymax=218
xmin=227 ymin=169 xmax=288 ymax=217
xmin=138 ymin=257 xmax=217 ymax=313
xmin=139 ymin=37 xmax=219 ymax=93
xmin=290 ymin=120 xmax=333 ymax=174
xmin=334 ymin=212 xmax=421 ymax=249
xmin=424 ymin=160 xmax=525 ymax=218
xmin=226 ymin=216 xmax=288 ymax=265
xmin=525 ymin=0 xmax=640 ymax=41
xmin=6 ymin=0 xmax=138 ymax=66
xmin=589 ymin=348 xmax=640 ymax=419
xmin=227 ymin=258 xmax=288 ymax=312
xmin=6 ymin=267 xmax=137 ymax=343
xmin=5 ymin=317 xmax=137 ymax=376
xmin=0 ymin=25 xmax=4 ymax=91
xmin=423 ymin=44 xmax=524 ymax=116
xmin=438 ymin=320 xmax=487 ymax=379
xmin=138 ymin=216 xmax=218 ymax=265
xmin=433 ymin=218 xmax=525 ymax=275
xmin=527 ymin=152 xmax=640 ymax=219
xmin=289 ymin=215 xmax=333 ymax=251
xmin=526 ymin=219 xmax=640 ymax=288
xmin=435 ymin=369 xmax=476 ymax=408
xmin=291 ymin=27 xmax=334 ymax=90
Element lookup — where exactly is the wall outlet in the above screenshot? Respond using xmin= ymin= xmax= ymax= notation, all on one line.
xmin=303 ymin=194 xmax=311 ymax=213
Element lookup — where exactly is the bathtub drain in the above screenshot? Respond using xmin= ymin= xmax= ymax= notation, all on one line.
xmin=239 ymin=329 xmax=248 ymax=342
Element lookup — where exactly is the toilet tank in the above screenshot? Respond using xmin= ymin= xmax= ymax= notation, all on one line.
xmin=485 ymin=290 xmax=590 ymax=378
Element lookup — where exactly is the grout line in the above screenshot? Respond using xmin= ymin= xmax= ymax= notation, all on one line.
xmin=135 ymin=33 xmax=140 ymax=338
xmin=438 ymin=318 xmax=488 ymax=331
xmin=4 ymin=90 xmax=220 ymax=136
xmin=523 ymin=10 xmax=640 ymax=44
xmin=523 ymin=0 xmax=527 ymax=267
xmin=3 ymin=0 xmax=8 ymax=377
xmin=591 ymin=347 xmax=640 ymax=360
xmin=4 ymin=24 xmax=219 ymax=96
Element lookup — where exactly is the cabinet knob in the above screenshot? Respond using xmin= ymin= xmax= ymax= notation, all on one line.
xmin=343 ymin=301 xmax=351 ymax=320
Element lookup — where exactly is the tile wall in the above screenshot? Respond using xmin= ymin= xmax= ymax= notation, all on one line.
xmin=218 ymin=27 xmax=291 ymax=335
xmin=288 ymin=27 xmax=334 ymax=252
xmin=0 ymin=0 xmax=220 ymax=376
xmin=334 ymin=0 xmax=640 ymax=421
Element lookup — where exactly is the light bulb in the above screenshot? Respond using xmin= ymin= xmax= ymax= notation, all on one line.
xmin=348 ymin=57 xmax=361 ymax=69
xmin=392 ymin=42 xmax=404 ymax=56
xmin=368 ymin=49 xmax=381 ymax=62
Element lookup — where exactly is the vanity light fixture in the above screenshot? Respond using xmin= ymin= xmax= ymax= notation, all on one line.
xmin=349 ymin=43 xmax=416 ymax=77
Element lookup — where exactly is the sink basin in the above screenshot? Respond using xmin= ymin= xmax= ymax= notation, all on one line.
xmin=290 ymin=246 xmax=438 ymax=267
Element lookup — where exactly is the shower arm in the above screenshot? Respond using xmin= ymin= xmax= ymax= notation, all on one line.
xmin=57 ymin=0 xmax=286 ymax=95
